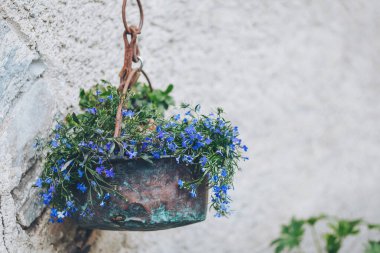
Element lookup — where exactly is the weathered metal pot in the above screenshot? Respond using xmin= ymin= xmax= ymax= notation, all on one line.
xmin=76 ymin=157 xmax=208 ymax=231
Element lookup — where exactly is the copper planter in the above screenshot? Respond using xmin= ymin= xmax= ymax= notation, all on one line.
xmin=76 ymin=157 xmax=208 ymax=231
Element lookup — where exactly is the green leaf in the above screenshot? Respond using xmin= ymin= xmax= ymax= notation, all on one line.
xmin=325 ymin=234 xmax=341 ymax=253
xmin=270 ymin=218 xmax=305 ymax=253
xmin=164 ymin=84 xmax=174 ymax=94
xmin=61 ymin=159 xmax=74 ymax=172
xmin=365 ymin=241 xmax=380 ymax=253
xmin=72 ymin=113 xmax=80 ymax=124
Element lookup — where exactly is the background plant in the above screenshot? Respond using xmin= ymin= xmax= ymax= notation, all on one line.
xmin=271 ymin=215 xmax=380 ymax=253
xmin=35 ymin=81 xmax=248 ymax=223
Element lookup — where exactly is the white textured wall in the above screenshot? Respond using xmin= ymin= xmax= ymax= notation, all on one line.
xmin=1 ymin=1 xmax=380 ymax=253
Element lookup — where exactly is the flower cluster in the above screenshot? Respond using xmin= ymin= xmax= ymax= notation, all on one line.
xmin=35 ymin=82 xmax=247 ymax=222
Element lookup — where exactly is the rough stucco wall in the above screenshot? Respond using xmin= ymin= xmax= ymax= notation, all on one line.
xmin=1 ymin=1 xmax=380 ymax=252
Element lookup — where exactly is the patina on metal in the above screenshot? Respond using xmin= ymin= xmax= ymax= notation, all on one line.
xmin=76 ymin=157 xmax=208 ymax=231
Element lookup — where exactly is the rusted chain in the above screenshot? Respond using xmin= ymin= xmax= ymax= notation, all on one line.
xmin=114 ymin=0 xmax=152 ymax=137
xmin=114 ymin=69 xmax=140 ymax=137
xmin=122 ymin=0 xmax=144 ymax=34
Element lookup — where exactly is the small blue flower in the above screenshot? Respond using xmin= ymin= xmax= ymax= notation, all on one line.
xmin=190 ymin=189 xmax=197 ymax=198
xmin=78 ymin=169 xmax=84 ymax=178
xmin=122 ymin=109 xmax=134 ymax=118
xmin=100 ymin=201 xmax=105 ymax=207
xmin=43 ymin=192 xmax=52 ymax=205
xmin=173 ymin=114 xmax=180 ymax=121
xmin=98 ymin=98 xmax=105 ymax=103
xmin=178 ymin=179 xmax=184 ymax=188
xmin=76 ymin=183 xmax=87 ymax=193
xmin=152 ymin=151 xmax=161 ymax=159
xmin=66 ymin=201 xmax=74 ymax=208
xmin=242 ymin=145 xmax=248 ymax=152
xmin=50 ymin=208 xmax=58 ymax=218
xmin=96 ymin=166 xmax=104 ymax=174
xmin=221 ymin=185 xmax=229 ymax=194
xmin=242 ymin=156 xmax=249 ymax=161
xmin=96 ymin=90 xmax=101 ymax=95
xmin=127 ymin=150 xmax=137 ymax=159
xmin=51 ymin=140 xmax=59 ymax=148
xmin=55 ymin=124 xmax=62 ymax=130
xmin=86 ymin=107 xmax=97 ymax=115
xmin=35 ymin=178 xmax=43 ymax=188
xmin=105 ymin=142 xmax=112 ymax=152
xmin=221 ymin=169 xmax=228 ymax=177
xmin=105 ymin=168 xmax=115 ymax=178
xmin=205 ymin=138 xmax=212 ymax=145
xmin=108 ymin=94 xmax=113 ymax=100
xmin=199 ymin=156 xmax=208 ymax=167
xmin=213 ymin=175 xmax=219 ymax=183
xmin=104 ymin=193 xmax=111 ymax=200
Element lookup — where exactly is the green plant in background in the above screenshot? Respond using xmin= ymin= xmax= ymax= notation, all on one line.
xmin=271 ymin=215 xmax=380 ymax=253
xmin=34 ymin=81 xmax=248 ymax=223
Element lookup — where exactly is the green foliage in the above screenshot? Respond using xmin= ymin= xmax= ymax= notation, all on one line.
xmin=35 ymin=81 xmax=247 ymax=222
xmin=271 ymin=215 xmax=380 ymax=253
xmin=271 ymin=218 xmax=305 ymax=253
xmin=365 ymin=241 xmax=380 ymax=253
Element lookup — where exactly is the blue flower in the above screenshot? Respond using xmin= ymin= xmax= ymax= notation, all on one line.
xmin=86 ymin=107 xmax=97 ymax=115
xmin=174 ymin=114 xmax=180 ymax=121
xmin=66 ymin=201 xmax=74 ymax=208
xmin=96 ymin=90 xmax=101 ymax=95
xmin=152 ymin=151 xmax=161 ymax=159
xmin=35 ymin=178 xmax=43 ymax=188
xmin=105 ymin=168 xmax=115 ymax=178
xmin=55 ymin=124 xmax=62 ymax=130
xmin=213 ymin=175 xmax=219 ymax=183
xmin=178 ymin=179 xmax=184 ymax=188
xmin=51 ymin=140 xmax=59 ymax=148
xmin=221 ymin=169 xmax=228 ymax=177
xmin=100 ymin=201 xmax=105 ymax=207
xmin=205 ymin=138 xmax=212 ymax=145
xmin=168 ymin=142 xmax=177 ymax=152
xmin=107 ymin=94 xmax=113 ymax=100
xmin=104 ymin=193 xmax=111 ymax=200
xmin=242 ymin=145 xmax=248 ymax=152
xmin=105 ymin=142 xmax=112 ymax=152
xmin=76 ymin=183 xmax=87 ymax=193
xmin=185 ymin=111 xmax=191 ymax=116
xmin=242 ymin=156 xmax=249 ymax=161
xmin=122 ymin=109 xmax=134 ymax=118
xmin=98 ymin=98 xmax=105 ymax=103
xmin=78 ymin=169 xmax=84 ymax=178
xmin=221 ymin=185 xmax=229 ymax=194
xmin=42 ymin=192 xmax=52 ymax=205
xmin=50 ymin=208 xmax=58 ymax=218
xmin=190 ymin=189 xmax=197 ymax=198
xmin=199 ymin=156 xmax=208 ymax=167
xmin=127 ymin=150 xmax=137 ymax=159
xmin=96 ymin=166 xmax=104 ymax=174
xmin=183 ymin=155 xmax=193 ymax=164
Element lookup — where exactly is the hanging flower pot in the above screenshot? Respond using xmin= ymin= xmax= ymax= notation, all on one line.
xmin=34 ymin=0 xmax=248 ymax=231
xmin=76 ymin=157 xmax=208 ymax=230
